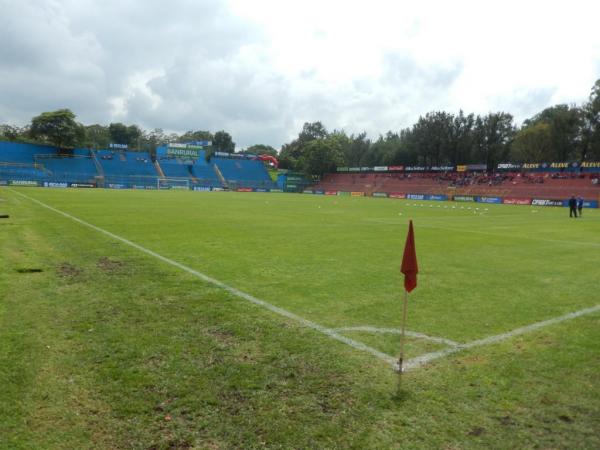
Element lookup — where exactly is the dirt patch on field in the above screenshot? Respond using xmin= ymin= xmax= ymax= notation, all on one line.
xmin=97 ymin=257 xmax=125 ymax=274
xmin=57 ymin=262 xmax=82 ymax=278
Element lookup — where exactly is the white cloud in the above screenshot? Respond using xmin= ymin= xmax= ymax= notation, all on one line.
xmin=0 ymin=0 xmax=599 ymax=148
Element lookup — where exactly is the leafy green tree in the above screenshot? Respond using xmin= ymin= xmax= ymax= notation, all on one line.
xmin=362 ymin=131 xmax=400 ymax=166
xmin=511 ymin=122 xmax=553 ymax=162
xmin=472 ymin=113 xmax=515 ymax=170
xmin=582 ymin=79 xmax=600 ymax=159
xmin=213 ymin=130 xmax=235 ymax=153
xmin=298 ymin=135 xmax=345 ymax=176
xmin=0 ymin=124 xmax=22 ymax=141
xmin=523 ymin=105 xmax=582 ymax=161
xmin=279 ymin=122 xmax=329 ymax=170
xmin=108 ymin=123 xmax=142 ymax=147
xmin=84 ymin=124 xmax=110 ymax=148
xmin=178 ymin=130 xmax=213 ymax=143
xmin=244 ymin=144 xmax=278 ymax=156
xmin=343 ymin=132 xmax=370 ymax=167
xmin=29 ymin=109 xmax=84 ymax=148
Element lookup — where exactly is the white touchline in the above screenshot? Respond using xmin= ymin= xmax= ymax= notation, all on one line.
xmin=403 ymin=304 xmax=600 ymax=370
xmin=10 ymin=189 xmax=396 ymax=366
xmin=333 ymin=326 xmax=460 ymax=347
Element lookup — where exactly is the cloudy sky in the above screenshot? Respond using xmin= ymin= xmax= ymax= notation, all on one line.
xmin=1 ymin=0 xmax=599 ymax=148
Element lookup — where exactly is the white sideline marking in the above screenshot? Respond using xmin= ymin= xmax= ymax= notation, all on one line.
xmin=403 ymin=304 xmax=600 ymax=370
xmin=10 ymin=189 xmax=396 ymax=366
xmin=333 ymin=326 xmax=460 ymax=347
xmin=418 ymin=223 xmax=600 ymax=249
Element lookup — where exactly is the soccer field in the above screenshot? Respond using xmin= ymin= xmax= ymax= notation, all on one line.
xmin=1 ymin=187 xmax=599 ymax=449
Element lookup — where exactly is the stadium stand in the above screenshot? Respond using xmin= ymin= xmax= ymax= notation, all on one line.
xmin=313 ymin=171 xmax=600 ymax=201
xmin=212 ymin=157 xmax=275 ymax=189
xmin=95 ymin=149 xmax=158 ymax=188
xmin=0 ymin=141 xmax=276 ymax=190
xmin=34 ymin=149 xmax=98 ymax=184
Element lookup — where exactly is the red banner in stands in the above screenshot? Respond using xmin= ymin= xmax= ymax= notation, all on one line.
xmin=503 ymin=197 xmax=532 ymax=205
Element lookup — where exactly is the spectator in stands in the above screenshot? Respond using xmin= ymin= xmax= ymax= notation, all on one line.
xmin=568 ymin=195 xmax=578 ymax=218
xmin=577 ymin=196 xmax=584 ymax=217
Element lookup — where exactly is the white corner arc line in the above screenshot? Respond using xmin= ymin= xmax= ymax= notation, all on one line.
xmin=333 ymin=326 xmax=460 ymax=347
xmin=10 ymin=189 xmax=396 ymax=366
xmin=403 ymin=304 xmax=600 ymax=371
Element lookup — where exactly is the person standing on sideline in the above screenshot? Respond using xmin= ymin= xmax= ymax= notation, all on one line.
xmin=568 ymin=195 xmax=578 ymax=218
xmin=577 ymin=196 xmax=584 ymax=217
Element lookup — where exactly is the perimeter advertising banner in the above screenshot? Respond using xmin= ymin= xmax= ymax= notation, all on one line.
xmin=237 ymin=187 xmax=253 ymax=192
xmin=389 ymin=192 xmax=406 ymax=199
xmin=69 ymin=183 xmax=96 ymax=188
xmin=453 ymin=195 xmax=476 ymax=202
xmin=166 ymin=143 xmax=205 ymax=158
xmin=193 ymin=186 xmax=211 ymax=192
xmin=503 ymin=197 xmax=532 ymax=205
xmin=9 ymin=180 xmax=38 ymax=186
xmin=325 ymin=190 xmax=337 ymax=195
xmin=351 ymin=191 xmax=365 ymax=196
xmin=43 ymin=182 xmax=68 ymax=188
xmin=532 ymin=199 xmax=563 ymax=207
xmin=561 ymin=199 xmax=599 ymax=208
xmin=477 ymin=196 xmax=502 ymax=204
xmin=337 ymin=191 xmax=351 ymax=196
xmin=581 ymin=162 xmax=600 ymax=169
xmin=406 ymin=193 xmax=425 ymax=200
xmin=313 ymin=190 xmax=324 ymax=195
xmin=372 ymin=192 xmax=388 ymax=198
xmin=426 ymin=194 xmax=448 ymax=201
xmin=497 ymin=163 xmax=522 ymax=170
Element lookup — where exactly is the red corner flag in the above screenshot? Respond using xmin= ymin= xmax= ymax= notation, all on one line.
xmin=401 ymin=220 xmax=418 ymax=293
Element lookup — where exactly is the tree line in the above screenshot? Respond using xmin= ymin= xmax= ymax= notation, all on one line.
xmin=0 ymin=110 xmax=277 ymax=158
xmin=1 ymin=79 xmax=599 ymax=176
xmin=279 ymin=79 xmax=600 ymax=175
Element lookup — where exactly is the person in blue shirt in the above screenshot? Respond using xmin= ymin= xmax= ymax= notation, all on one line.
xmin=577 ymin=196 xmax=584 ymax=217
xmin=568 ymin=195 xmax=578 ymax=218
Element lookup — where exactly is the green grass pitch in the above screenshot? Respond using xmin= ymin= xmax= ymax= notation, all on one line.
xmin=1 ymin=187 xmax=599 ymax=449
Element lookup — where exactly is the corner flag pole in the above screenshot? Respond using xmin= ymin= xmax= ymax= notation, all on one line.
xmin=398 ymin=220 xmax=418 ymax=377
xmin=398 ymin=289 xmax=409 ymax=374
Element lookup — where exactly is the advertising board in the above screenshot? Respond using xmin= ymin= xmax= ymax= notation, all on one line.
xmin=43 ymin=182 xmax=68 ymax=188
xmin=426 ymin=194 xmax=448 ymax=201
xmin=9 ymin=180 xmax=38 ymax=186
xmin=477 ymin=196 xmax=502 ymax=204
xmin=453 ymin=195 xmax=476 ymax=202
xmin=531 ymin=199 xmax=563 ymax=207
xmin=503 ymin=197 xmax=532 ymax=205
xmin=406 ymin=194 xmax=425 ymax=200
